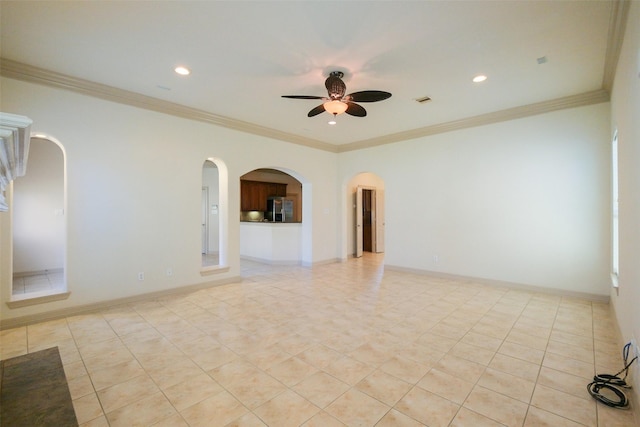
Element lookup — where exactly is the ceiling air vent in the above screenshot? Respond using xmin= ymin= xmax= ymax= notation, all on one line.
xmin=415 ymin=96 xmax=432 ymax=104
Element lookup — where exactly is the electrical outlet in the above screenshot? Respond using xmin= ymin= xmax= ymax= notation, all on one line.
xmin=166 ymin=268 xmax=173 ymax=277
xmin=138 ymin=272 xmax=145 ymax=281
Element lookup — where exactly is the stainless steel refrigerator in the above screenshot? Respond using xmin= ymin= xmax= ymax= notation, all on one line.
xmin=267 ymin=197 xmax=294 ymax=222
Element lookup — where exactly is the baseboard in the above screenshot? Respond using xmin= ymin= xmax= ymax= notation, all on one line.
xmin=384 ymin=264 xmax=610 ymax=303
xmin=241 ymin=256 xmax=340 ymax=268
xmin=240 ymin=256 xmax=301 ymax=266
xmin=0 ymin=275 xmax=241 ymax=330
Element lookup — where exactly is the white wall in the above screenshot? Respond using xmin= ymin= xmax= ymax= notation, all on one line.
xmin=610 ymin=0 xmax=640 ymax=413
xmin=339 ymin=103 xmax=611 ymax=297
xmin=0 ymin=77 xmax=338 ymax=322
xmin=12 ymin=138 xmax=65 ymax=274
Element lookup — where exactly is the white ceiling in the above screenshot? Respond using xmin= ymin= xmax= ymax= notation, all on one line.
xmin=0 ymin=1 xmax=617 ymax=148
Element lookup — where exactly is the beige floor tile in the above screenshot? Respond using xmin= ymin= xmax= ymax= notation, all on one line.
xmin=152 ymin=412 xmax=190 ymax=427
xmin=79 ymin=415 xmax=109 ymax=427
xmin=477 ymin=367 xmax=536 ymax=403
xmin=463 ymin=386 xmax=528 ymax=427
xmin=449 ymin=341 xmax=496 ymax=366
xmin=63 ymin=359 xmax=89 ymax=381
xmin=416 ymin=332 xmax=459 ymax=353
xmin=347 ymin=341 xmax=394 ymax=366
xmin=223 ymin=412 xmax=268 ymax=427
xmin=67 ymin=374 xmax=95 ymax=400
xmin=376 ymin=408 xmax=426 ymax=426
xmin=325 ymin=388 xmax=390 ymax=427
xmin=292 ymin=371 xmax=350 ymax=408
xmin=82 ymin=347 xmax=136 ymax=374
xmin=395 ymin=386 xmax=460 ymax=427
xmin=498 ymin=341 xmax=545 ymax=365
xmin=245 ymin=343 xmax=292 ymax=370
xmin=180 ymin=390 xmax=248 ymax=427
xmin=596 ymin=402 xmax=638 ymax=427
xmin=225 ymin=368 xmax=288 ymax=409
xmin=536 ymin=366 xmax=592 ymax=401
xmin=88 ymin=358 xmax=146 ymax=391
xmin=146 ymin=356 xmax=204 ymax=389
xmin=300 ymin=410 xmax=347 ymax=427
xmin=417 ymin=368 xmax=475 ymax=404
xmin=489 ymin=352 xmax=540 ymax=382
xmin=96 ymin=374 xmax=159 ymax=413
xmin=542 ymin=352 xmax=595 ymax=379
xmin=162 ymin=372 xmax=223 ymax=411
xmin=266 ymin=356 xmax=318 ymax=386
xmin=73 ymin=393 xmax=104 ymax=425
xmin=524 ymin=406 xmax=586 ymax=427
xmin=355 ymin=369 xmax=413 ymax=406
xmin=78 ymin=337 xmax=125 ymax=360
xmin=460 ymin=331 xmax=504 ymax=352
xmin=324 ymin=355 xmax=375 ymax=386
xmin=531 ymin=384 xmax=597 ymax=426
xmin=434 ymin=354 xmax=486 ymax=383
xmin=505 ymin=329 xmax=549 ymax=352
xmin=379 ymin=354 xmax=431 ymax=384
xmin=450 ymin=407 xmax=506 ymax=427
xmin=546 ymin=339 xmax=595 ymax=364
xmin=254 ymin=389 xmax=320 ymax=427
xmin=105 ymin=391 xmax=176 ymax=427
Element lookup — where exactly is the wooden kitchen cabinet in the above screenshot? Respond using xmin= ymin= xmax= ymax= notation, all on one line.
xmin=241 ymin=180 xmax=287 ymax=211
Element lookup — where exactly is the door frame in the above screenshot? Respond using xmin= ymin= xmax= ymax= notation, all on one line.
xmin=355 ymin=185 xmax=382 ymax=257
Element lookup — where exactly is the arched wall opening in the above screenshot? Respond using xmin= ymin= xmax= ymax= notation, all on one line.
xmin=201 ymin=157 xmax=229 ymax=271
xmin=11 ymin=134 xmax=67 ymax=297
xmin=239 ymin=167 xmax=312 ymax=266
xmin=342 ymin=172 xmax=386 ymax=259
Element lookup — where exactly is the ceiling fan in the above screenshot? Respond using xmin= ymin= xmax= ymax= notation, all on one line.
xmin=282 ymin=71 xmax=392 ymax=119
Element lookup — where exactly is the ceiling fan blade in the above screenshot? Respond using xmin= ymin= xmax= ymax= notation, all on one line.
xmin=307 ymin=104 xmax=326 ymax=117
xmin=346 ymin=91 xmax=392 ymax=103
xmin=345 ymin=102 xmax=367 ymax=117
xmin=282 ymin=95 xmax=326 ymax=100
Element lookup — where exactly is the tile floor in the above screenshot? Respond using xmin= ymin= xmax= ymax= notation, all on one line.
xmin=0 ymin=254 xmax=637 ymax=426
xmin=12 ymin=269 xmax=65 ymax=295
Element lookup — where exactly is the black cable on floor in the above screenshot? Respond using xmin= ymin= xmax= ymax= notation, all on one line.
xmin=587 ymin=342 xmax=638 ymax=409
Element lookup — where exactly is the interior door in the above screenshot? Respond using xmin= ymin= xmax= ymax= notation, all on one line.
xmin=355 ymin=186 xmax=363 ymax=257
xmin=375 ymin=189 xmax=385 ymax=253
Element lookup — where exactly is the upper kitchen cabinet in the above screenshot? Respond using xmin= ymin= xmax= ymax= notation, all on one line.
xmin=240 ymin=180 xmax=286 ymax=211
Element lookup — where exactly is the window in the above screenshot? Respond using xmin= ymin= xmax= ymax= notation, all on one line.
xmin=611 ymin=130 xmax=619 ymax=288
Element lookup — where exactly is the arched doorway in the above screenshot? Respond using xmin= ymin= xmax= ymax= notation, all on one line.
xmin=12 ymin=135 xmax=66 ymax=296
xmin=346 ymin=172 xmax=385 ymax=258
xmin=201 ymin=157 xmax=228 ymax=270
xmin=239 ymin=168 xmax=310 ymax=265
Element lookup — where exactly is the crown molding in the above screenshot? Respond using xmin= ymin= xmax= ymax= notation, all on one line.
xmin=337 ymin=89 xmax=610 ymax=153
xmin=0 ymin=58 xmax=612 ymax=155
xmin=602 ymin=0 xmax=631 ymax=93
xmin=0 ymin=59 xmax=339 ymax=153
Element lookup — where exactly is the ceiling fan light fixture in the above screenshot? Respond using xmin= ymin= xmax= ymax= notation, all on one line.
xmin=174 ymin=66 xmax=191 ymax=76
xmin=324 ymin=100 xmax=348 ymax=115
xmin=472 ymin=74 xmax=487 ymax=83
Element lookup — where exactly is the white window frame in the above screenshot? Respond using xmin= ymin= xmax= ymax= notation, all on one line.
xmin=611 ymin=130 xmax=619 ymax=289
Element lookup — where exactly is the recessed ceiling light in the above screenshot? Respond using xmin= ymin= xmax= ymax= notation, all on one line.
xmin=174 ymin=66 xmax=191 ymax=76
xmin=472 ymin=75 xmax=487 ymax=83
xmin=328 ymin=119 xmax=337 ymax=125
